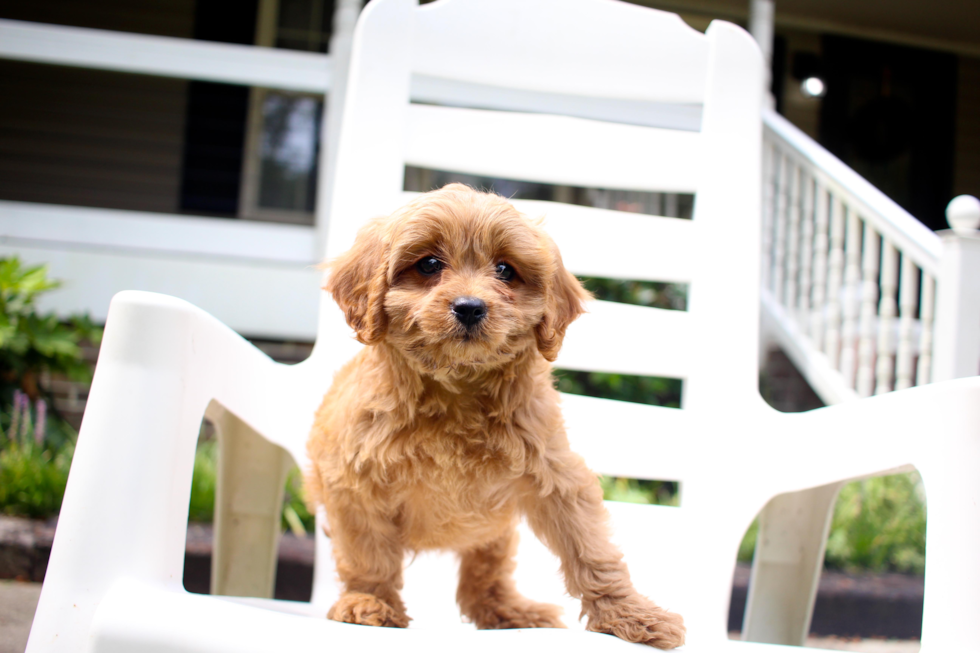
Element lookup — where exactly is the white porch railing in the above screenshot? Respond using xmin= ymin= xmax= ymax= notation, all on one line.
xmin=762 ymin=109 xmax=980 ymax=403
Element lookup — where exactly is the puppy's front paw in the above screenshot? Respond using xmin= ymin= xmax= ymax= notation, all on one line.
xmin=328 ymin=592 xmax=410 ymax=628
xmin=587 ymin=595 xmax=685 ymax=649
xmin=470 ymin=599 xmax=566 ymax=630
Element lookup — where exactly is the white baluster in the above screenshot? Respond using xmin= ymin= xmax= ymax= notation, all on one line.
xmin=894 ymin=255 xmax=918 ymax=391
xmin=810 ymin=182 xmax=829 ymax=351
xmin=798 ymin=170 xmax=814 ymax=334
xmin=772 ymin=151 xmax=788 ymax=307
xmin=855 ymin=223 xmax=879 ymax=397
xmin=917 ymin=272 xmax=936 ymax=385
xmin=761 ymin=141 xmax=775 ymax=292
xmin=664 ymin=193 xmax=679 ymax=218
xmin=839 ymin=208 xmax=862 ymax=389
xmin=825 ymin=194 xmax=846 ymax=368
xmin=874 ymin=240 xmax=899 ymax=394
xmin=785 ymin=160 xmax=802 ymax=313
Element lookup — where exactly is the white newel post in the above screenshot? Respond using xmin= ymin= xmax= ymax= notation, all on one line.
xmin=933 ymin=195 xmax=980 ymax=382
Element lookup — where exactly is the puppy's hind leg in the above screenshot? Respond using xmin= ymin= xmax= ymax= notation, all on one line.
xmin=327 ymin=506 xmax=410 ymax=628
xmin=456 ymin=525 xmax=565 ymax=630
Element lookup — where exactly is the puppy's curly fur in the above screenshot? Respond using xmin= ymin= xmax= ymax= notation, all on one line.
xmin=305 ymin=184 xmax=685 ymax=648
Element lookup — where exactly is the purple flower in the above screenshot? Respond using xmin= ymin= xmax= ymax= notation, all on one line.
xmin=9 ymin=390 xmax=25 ymax=442
xmin=34 ymin=399 xmax=46 ymax=446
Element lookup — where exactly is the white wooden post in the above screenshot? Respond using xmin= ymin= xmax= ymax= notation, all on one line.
xmin=314 ymin=0 xmax=363 ymax=259
xmin=749 ymin=0 xmax=775 ymax=107
xmin=933 ymin=195 xmax=980 ymax=381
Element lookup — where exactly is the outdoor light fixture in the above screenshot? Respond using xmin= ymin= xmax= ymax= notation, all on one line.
xmin=792 ymin=52 xmax=826 ymax=99
xmin=801 ymin=76 xmax=826 ymax=98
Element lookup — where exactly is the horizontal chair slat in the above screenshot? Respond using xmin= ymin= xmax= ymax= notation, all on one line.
xmin=556 ymin=300 xmax=691 ymax=380
xmin=561 ymin=393 xmax=692 ymax=481
xmin=405 ymin=104 xmax=701 ymax=193
xmin=510 ymin=199 xmax=694 ymax=283
xmin=411 ymin=75 xmax=703 ymax=132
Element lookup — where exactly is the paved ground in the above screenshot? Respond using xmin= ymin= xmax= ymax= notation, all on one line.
xmin=0 ymin=581 xmax=41 ymax=653
xmin=0 ymin=581 xmax=921 ymax=653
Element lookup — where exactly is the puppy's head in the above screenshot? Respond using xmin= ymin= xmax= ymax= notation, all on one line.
xmin=325 ymin=183 xmax=590 ymax=371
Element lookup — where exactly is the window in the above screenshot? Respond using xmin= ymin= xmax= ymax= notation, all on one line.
xmin=239 ymin=0 xmax=336 ymax=224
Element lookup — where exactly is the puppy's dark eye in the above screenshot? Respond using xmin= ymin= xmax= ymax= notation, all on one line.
xmin=495 ymin=262 xmax=516 ymax=282
xmin=416 ymin=257 xmax=443 ymax=276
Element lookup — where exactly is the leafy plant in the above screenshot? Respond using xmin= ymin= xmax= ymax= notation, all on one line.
xmin=0 ymin=258 xmax=102 ymax=403
xmin=0 ymin=259 xmax=99 ymax=519
xmin=824 ymin=473 xmax=926 ymax=574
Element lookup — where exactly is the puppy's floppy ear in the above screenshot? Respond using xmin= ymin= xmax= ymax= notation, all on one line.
xmin=324 ymin=218 xmax=389 ymax=345
xmin=535 ymin=243 xmax=591 ymax=362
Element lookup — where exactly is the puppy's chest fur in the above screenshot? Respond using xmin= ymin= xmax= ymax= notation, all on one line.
xmin=309 ymin=347 xmax=556 ymax=550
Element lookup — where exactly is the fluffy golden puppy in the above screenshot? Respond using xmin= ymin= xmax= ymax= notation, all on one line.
xmin=305 ymin=183 xmax=685 ymax=648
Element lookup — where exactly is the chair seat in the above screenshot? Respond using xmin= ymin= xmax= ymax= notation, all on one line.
xmin=89 ymin=577 xmax=808 ymax=653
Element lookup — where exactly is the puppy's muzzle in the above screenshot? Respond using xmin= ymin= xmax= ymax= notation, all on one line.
xmin=451 ymin=296 xmax=487 ymax=329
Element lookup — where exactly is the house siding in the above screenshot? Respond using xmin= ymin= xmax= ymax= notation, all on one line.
xmin=0 ymin=60 xmax=189 ymax=214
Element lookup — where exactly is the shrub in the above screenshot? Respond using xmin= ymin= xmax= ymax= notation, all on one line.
xmin=0 ymin=258 xmax=99 ymax=519
xmin=0 ymin=392 xmax=73 ymax=518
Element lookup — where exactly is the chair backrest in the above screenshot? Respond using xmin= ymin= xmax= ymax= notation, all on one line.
xmin=304 ymin=0 xmax=764 ymax=637
xmin=316 ymin=0 xmax=765 ymax=439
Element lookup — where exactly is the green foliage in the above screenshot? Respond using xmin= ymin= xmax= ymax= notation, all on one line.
xmin=0 ymin=258 xmax=98 ymax=519
xmin=600 ymin=476 xmax=678 ymax=507
xmin=282 ymin=466 xmax=315 ymax=535
xmin=0 ymin=258 xmax=102 ymax=399
xmin=579 ymin=276 xmax=687 ymax=311
xmin=0 ymin=398 xmax=73 ymax=519
xmin=188 ymin=440 xmax=218 ymax=523
xmin=555 ymin=370 xmax=682 ymax=408
xmin=824 ymin=473 xmax=926 ymax=574
xmin=738 ymin=519 xmax=759 ymax=562
xmin=0 ymin=441 xmax=73 ymax=519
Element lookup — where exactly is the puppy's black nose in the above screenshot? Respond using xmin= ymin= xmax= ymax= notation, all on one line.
xmin=451 ymin=296 xmax=487 ymax=328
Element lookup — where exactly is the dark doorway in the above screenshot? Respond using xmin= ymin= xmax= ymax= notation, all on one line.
xmin=819 ymin=35 xmax=957 ymax=231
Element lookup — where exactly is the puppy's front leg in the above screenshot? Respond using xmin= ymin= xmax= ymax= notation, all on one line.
xmin=457 ymin=526 xmax=565 ymax=629
xmin=326 ymin=502 xmax=410 ymax=628
xmin=523 ymin=453 xmax=685 ymax=649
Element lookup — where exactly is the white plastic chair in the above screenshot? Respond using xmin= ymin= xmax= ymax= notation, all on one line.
xmin=27 ymin=0 xmax=980 ymax=652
